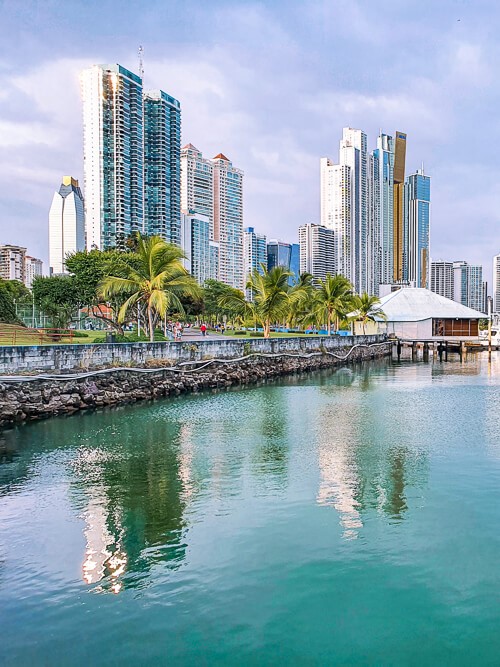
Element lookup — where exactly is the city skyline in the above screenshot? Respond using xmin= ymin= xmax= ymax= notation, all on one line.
xmin=1 ymin=1 xmax=499 ymax=285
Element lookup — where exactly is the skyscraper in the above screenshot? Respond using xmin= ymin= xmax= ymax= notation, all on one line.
xmin=213 ymin=153 xmax=244 ymax=290
xmin=180 ymin=210 xmax=212 ymax=284
xmin=82 ymin=64 xmax=144 ymax=250
xmin=144 ymin=90 xmax=181 ymax=245
xmin=405 ymin=169 xmax=430 ymax=288
xmin=493 ymin=252 xmax=500 ymax=313
xmin=371 ymin=132 xmax=394 ymax=289
xmin=320 ymin=158 xmax=351 ymax=282
xmin=180 ymin=144 xmax=214 ymax=235
xmin=48 ymin=176 xmax=85 ymax=274
xmin=339 ymin=128 xmax=368 ymax=294
xmin=453 ymin=261 xmax=485 ymax=313
xmin=298 ymin=223 xmax=335 ymax=281
xmin=289 ymin=243 xmax=300 ymax=285
xmin=430 ymin=261 xmax=454 ymax=300
xmin=393 ymin=131 xmax=407 ymax=283
xmin=243 ymin=227 xmax=267 ymax=299
xmin=267 ymin=240 xmax=291 ymax=271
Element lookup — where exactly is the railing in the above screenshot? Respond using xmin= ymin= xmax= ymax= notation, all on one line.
xmin=0 ymin=327 xmax=75 ymax=346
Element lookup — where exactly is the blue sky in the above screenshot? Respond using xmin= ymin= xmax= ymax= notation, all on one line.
xmin=0 ymin=0 xmax=499 ymax=282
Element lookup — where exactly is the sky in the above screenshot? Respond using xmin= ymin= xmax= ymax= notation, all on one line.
xmin=0 ymin=0 xmax=499 ymax=283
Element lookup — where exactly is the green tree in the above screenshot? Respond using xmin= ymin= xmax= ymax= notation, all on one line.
xmin=65 ymin=249 xmax=130 ymax=333
xmin=309 ymin=273 xmax=353 ymax=335
xmin=287 ymin=272 xmax=315 ymax=329
xmin=32 ymin=276 xmax=81 ymax=329
xmin=0 ymin=280 xmax=22 ymax=324
xmin=220 ymin=265 xmax=297 ymax=338
xmin=351 ymin=292 xmax=386 ymax=334
xmin=202 ymin=279 xmax=245 ymax=324
xmin=100 ymin=236 xmax=201 ymax=342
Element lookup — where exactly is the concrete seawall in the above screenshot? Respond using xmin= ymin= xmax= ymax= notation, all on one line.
xmin=0 ymin=334 xmax=384 ymax=374
xmin=0 ymin=336 xmax=390 ymax=427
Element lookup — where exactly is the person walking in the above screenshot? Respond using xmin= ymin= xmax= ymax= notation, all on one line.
xmin=200 ymin=323 xmax=207 ymax=337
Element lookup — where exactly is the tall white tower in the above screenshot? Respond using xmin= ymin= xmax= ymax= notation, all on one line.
xmin=493 ymin=252 xmax=500 ymax=313
xmin=48 ymin=176 xmax=85 ymax=274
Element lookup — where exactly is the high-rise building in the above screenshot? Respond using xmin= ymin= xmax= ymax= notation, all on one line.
xmin=289 ymin=243 xmax=300 ymax=285
xmin=339 ymin=128 xmax=369 ymax=294
xmin=371 ymin=133 xmax=394 ymax=289
xmin=48 ymin=176 xmax=85 ymax=274
xmin=405 ymin=169 xmax=430 ymax=288
xmin=144 ymin=90 xmax=181 ymax=245
xmin=430 ymin=261 xmax=454 ymax=300
xmin=0 ymin=244 xmax=26 ymax=282
xmin=209 ymin=241 xmax=219 ymax=282
xmin=180 ymin=144 xmax=214 ymax=236
xmin=320 ymin=158 xmax=351 ymax=284
xmin=298 ymin=223 xmax=335 ymax=281
xmin=213 ymin=153 xmax=244 ymax=290
xmin=393 ymin=131 xmax=407 ymax=283
xmin=24 ymin=256 xmax=43 ymax=288
xmin=493 ymin=253 xmax=500 ymax=313
xmin=180 ymin=210 xmax=212 ymax=285
xmin=243 ymin=227 xmax=267 ymax=299
xmin=267 ymin=240 xmax=291 ymax=271
xmin=81 ymin=64 xmax=144 ymax=250
xmin=453 ymin=261 xmax=485 ymax=313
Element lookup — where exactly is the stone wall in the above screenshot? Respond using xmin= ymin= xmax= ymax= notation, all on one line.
xmin=0 ymin=339 xmax=391 ymax=427
xmin=0 ymin=334 xmax=384 ymax=375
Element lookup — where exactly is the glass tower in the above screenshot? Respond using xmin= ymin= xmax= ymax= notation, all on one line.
xmin=144 ymin=90 xmax=181 ymax=246
xmin=82 ymin=64 xmax=144 ymax=250
xmin=405 ymin=170 xmax=430 ymax=288
xmin=244 ymin=227 xmax=267 ymax=299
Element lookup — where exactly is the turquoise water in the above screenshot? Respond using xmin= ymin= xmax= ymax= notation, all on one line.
xmin=1 ymin=355 xmax=500 ymax=665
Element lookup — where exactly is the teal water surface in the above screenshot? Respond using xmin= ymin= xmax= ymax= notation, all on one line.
xmin=1 ymin=355 xmax=500 ymax=665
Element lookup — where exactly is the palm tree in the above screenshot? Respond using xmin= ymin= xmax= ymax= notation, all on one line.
xmin=351 ymin=292 xmax=386 ymax=334
xmin=100 ymin=235 xmax=201 ymax=342
xmin=309 ymin=273 xmax=353 ymax=335
xmin=287 ymin=272 xmax=315 ymax=329
xmin=219 ymin=265 xmax=295 ymax=338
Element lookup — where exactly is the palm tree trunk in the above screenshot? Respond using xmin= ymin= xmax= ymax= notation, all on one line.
xmin=148 ymin=306 xmax=154 ymax=342
xmin=327 ymin=313 xmax=331 ymax=336
xmin=264 ymin=318 xmax=270 ymax=338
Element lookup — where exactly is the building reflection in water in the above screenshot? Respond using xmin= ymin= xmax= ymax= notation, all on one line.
xmin=316 ymin=365 xmax=428 ymax=539
xmin=70 ymin=413 xmax=189 ymax=594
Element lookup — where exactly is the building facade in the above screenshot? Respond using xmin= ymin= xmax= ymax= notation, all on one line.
xmin=180 ymin=144 xmax=214 ymax=236
xmin=405 ymin=170 xmax=430 ymax=288
xmin=0 ymin=244 xmax=26 ymax=282
xmin=48 ymin=176 xmax=85 ymax=274
xmin=289 ymin=243 xmax=300 ymax=284
xmin=267 ymin=240 xmax=291 ymax=271
xmin=180 ymin=210 xmax=212 ymax=285
xmin=24 ymin=256 xmax=43 ymax=288
xmin=298 ymin=223 xmax=335 ymax=281
xmin=243 ymin=227 xmax=267 ymax=299
xmin=143 ymin=90 xmax=181 ymax=245
xmin=82 ymin=64 xmax=144 ymax=250
xmin=453 ymin=261 xmax=485 ymax=313
xmin=493 ymin=253 xmax=500 ymax=313
xmin=213 ymin=153 xmax=244 ymax=290
xmin=320 ymin=158 xmax=351 ymax=284
xmin=430 ymin=261 xmax=454 ymax=300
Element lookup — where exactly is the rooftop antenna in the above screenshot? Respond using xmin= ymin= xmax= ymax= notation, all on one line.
xmin=138 ymin=45 xmax=144 ymax=81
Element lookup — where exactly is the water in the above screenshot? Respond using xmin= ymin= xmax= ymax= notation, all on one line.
xmin=1 ymin=355 xmax=500 ymax=666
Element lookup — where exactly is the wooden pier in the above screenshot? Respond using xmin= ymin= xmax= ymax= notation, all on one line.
xmin=393 ymin=338 xmax=497 ymax=361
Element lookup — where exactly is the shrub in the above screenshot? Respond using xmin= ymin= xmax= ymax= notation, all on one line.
xmin=232 ymin=330 xmax=247 ymax=335
xmin=72 ymin=331 xmax=89 ymax=338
